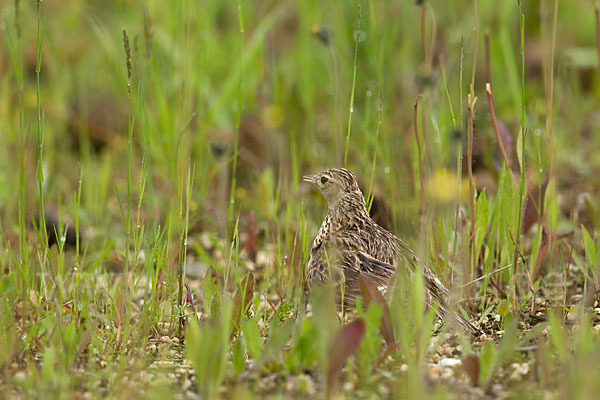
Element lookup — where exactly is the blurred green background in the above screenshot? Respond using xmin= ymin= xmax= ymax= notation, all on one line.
xmin=2 ymin=0 xmax=600 ymax=398
xmin=2 ymin=0 xmax=598 ymax=238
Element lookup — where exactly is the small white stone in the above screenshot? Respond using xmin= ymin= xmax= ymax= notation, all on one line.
xmin=185 ymin=390 xmax=201 ymax=400
xmin=441 ymin=368 xmax=454 ymax=379
xmin=438 ymin=358 xmax=462 ymax=368
xmin=298 ymin=374 xmax=316 ymax=396
xmin=491 ymin=383 xmax=503 ymax=393
xmin=200 ymin=232 xmax=212 ymax=250
xmin=509 ymin=362 xmax=530 ymax=380
xmin=378 ymin=384 xmax=390 ymax=396
xmin=256 ymin=250 xmax=271 ymax=268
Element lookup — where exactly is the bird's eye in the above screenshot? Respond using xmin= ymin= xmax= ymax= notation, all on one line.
xmin=320 ymin=176 xmax=329 ymax=184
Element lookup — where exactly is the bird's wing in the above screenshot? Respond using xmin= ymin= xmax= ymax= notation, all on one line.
xmin=337 ymin=251 xmax=396 ymax=305
xmin=344 ymin=251 xmax=480 ymax=334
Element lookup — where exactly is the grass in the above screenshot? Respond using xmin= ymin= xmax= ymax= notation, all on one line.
xmin=1 ymin=0 xmax=600 ymax=398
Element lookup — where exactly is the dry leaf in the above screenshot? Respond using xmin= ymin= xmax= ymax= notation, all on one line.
xmin=358 ymin=275 xmax=396 ymax=348
xmin=522 ymin=180 xmax=549 ymax=233
xmin=327 ymin=318 xmax=366 ymax=395
xmin=463 ymin=354 xmax=480 ymax=386
xmin=232 ymin=272 xmax=255 ymax=331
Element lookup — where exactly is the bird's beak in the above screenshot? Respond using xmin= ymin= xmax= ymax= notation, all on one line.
xmin=303 ymin=175 xmax=316 ymax=184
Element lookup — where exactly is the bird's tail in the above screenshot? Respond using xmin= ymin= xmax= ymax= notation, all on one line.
xmin=421 ymin=265 xmax=480 ymax=334
xmin=398 ymin=241 xmax=480 ymax=334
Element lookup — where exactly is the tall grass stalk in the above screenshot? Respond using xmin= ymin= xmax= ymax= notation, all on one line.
xmin=512 ymin=1 xmax=527 ymax=310
xmin=546 ymin=0 xmax=558 ymax=178
xmin=440 ymin=63 xmax=456 ymax=126
xmin=343 ymin=4 xmax=361 ymax=167
xmin=420 ymin=3 xmax=428 ymax=68
xmin=73 ymin=165 xmax=83 ymax=322
xmin=459 ymin=36 xmax=464 ymax=126
xmin=177 ymin=161 xmax=194 ymax=335
xmin=122 ymin=28 xmax=134 ymax=275
xmin=228 ymin=0 xmax=245 ymax=224
xmin=366 ymin=90 xmax=382 ymax=212
xmin=470 ymin=0 xmax=479 ymax=93
xmin=35 ymin=0 xmax=48 ymax=249
xmin=35 ymin=0 xmax=48 ymax=272
xmin=467 ymin=94 xmax=477 ymax=278
xmin=413 ymin=97 xmax=425 ymax=203
xmin=595 ymin=5 xmax=600 ymax=72
xmin=6 ymin=3 xmax=28 ymax=292
xmin=486 ymin=84 xmax=511 ymax=169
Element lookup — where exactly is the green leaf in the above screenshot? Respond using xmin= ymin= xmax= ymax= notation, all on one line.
xmin=516 ymin=127 xmax=524 ymax=173
xmin=258 ymin=320 xmax=293 ymax=368
xmin=357 ymin=302 xmax=383 ymax=377
xmin=529 ymin=225 xmax=544 ymax=274
xmin=210 ymin=292 xmax=222 ymax=318
xmin=232 ymin=272 xmax=255 ymax=332
xmin=497 ymin=299 xmax=508 ymax=317
xmin=478 ymin=341 xmax=497 ymax=386
xmin=42 ymin=345 xmax=57 ymax=385
xmin=548 ymin=310 xmax=568 ymax=362
xmin=241 ymin=319 xmax=262 ymax=360
xmin=582 ymin=225 xmax=597 ymax=275
xmin=232 ymin=338 xmax=246 ymax=377
xmin=203 ymin=266 xmax=222 ymax=318
xmin=293 ymin=318 xmax=318 ymax=369
xmin=187 ymin=298 xmax=233 ymax=398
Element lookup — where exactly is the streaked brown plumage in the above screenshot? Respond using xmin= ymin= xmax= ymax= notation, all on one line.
xmin=304 ymin=167 xmax=478 ymax=333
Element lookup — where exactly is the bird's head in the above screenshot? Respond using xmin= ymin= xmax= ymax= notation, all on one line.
xmin=303 ymin=168 xmax=363 ymax=209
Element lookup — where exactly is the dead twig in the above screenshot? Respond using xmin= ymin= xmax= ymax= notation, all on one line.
xmin=486 ymin=84 xmax=511 ymax=169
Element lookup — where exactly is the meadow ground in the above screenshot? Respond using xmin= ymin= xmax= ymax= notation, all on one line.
xmin=1 ymin=0 xmax=600 ymax=398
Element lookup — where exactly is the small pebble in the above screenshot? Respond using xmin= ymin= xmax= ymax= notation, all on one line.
xmin=298 ymin=374 xmax=316 ymax=396
xmin=441 ymin=368 xmax=454 ymax=379
xmin=438 ymin=358 xmax=462 ymax=368
xmin=510 ymin=362 xmax=529 ymax=380
xmin=378 ymin=384 xmax=390 ymax=396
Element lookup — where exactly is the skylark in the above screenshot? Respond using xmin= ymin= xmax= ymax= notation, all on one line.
xmin=304 ymin=167 xmax=478 ymax=333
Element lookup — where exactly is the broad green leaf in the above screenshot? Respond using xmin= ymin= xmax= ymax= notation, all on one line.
xmin=203 ymin=266 xmax=222 ymax=317
xmin=497 ymin=299 xmax=508 ymax=317
xmin=582 ymin=225 xmax=597 ymax=274
xmin=241 ymin=319 xmax=262 ymax=360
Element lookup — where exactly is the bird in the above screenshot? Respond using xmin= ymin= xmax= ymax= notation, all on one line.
xmin=303 ymin=167 xmax=478 ymax=333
